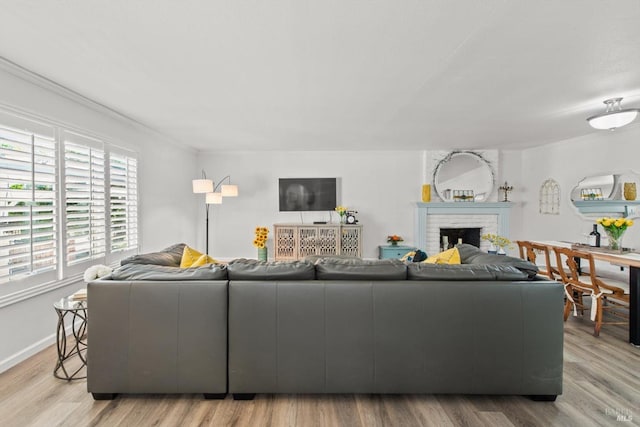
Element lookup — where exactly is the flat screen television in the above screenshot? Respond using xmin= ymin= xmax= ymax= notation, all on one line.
xmin=279 ymin=178 xmax=337 ymax=212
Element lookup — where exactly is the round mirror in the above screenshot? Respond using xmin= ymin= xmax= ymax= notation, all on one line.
xmin=433 ymin=151 xmax=495 ymax=202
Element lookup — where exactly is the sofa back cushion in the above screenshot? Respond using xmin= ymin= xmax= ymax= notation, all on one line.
xmin=120 ymin=243 xmax=186 ymax=267
xmin=315 ymin=258 xmax=407 ymax=280
xmin=228 ymin=259 xmax=316 ymax=280
xmin=407 ymin=263 xmax=529 ymax=281
xmin=109 ymin=263 xmax=228 ymax=281
xmin=456 ymin=243 xmax=539 ymax=278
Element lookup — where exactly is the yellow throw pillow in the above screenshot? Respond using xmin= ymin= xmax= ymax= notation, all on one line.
xmin=191 ymin=253 xmax=218 ymax=267
xmin=423 ymin=247 xmax=461 ymax=265
xmin=180 ymin=246 xmax=217 ymax=268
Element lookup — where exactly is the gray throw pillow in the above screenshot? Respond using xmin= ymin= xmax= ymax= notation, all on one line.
xmin=456 ymin=243 xmax=538 ymax=279
xmin=120 ymin=243 xmax=186 ymax=267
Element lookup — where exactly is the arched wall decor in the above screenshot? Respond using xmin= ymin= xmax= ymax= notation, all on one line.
xmin=539 ymin=179 xmax=560 ymax=215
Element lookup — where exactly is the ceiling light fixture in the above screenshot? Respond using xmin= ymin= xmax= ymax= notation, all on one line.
xmin=587 ymin=97 xmax=639 ymax=130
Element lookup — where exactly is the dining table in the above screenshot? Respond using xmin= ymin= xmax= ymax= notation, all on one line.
xmin=532 ymin=240 xmax=640 ymax=346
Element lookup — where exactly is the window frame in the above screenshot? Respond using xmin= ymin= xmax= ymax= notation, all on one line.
xmin=0 ymin=108 xmax=139 ymax=293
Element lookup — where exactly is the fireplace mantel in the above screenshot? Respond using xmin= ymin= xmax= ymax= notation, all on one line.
xmin=415 ymin=202 xmax=514 ymax=254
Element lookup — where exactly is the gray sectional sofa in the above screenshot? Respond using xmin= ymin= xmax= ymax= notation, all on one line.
xmin=87 ymin=244 xmax=564 ymax=401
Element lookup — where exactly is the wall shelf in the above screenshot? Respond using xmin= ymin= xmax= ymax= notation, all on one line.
xmin=572 ymin=200 xmax=640 ymax=217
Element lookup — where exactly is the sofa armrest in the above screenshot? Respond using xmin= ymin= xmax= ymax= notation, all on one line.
xmin=87 ymin=280 xmax=228 ymax=395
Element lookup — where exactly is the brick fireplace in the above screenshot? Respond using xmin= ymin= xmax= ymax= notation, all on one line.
xmin=414 ymin=202 xmax=513 ymax=256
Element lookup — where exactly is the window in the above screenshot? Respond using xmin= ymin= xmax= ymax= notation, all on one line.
xmin=64 ymin=134 xmax=106 ymax=266
xmin=109 ymin=153 xmax=138 ymax=252
xmin=0 ymin=121 xmax=57 ymax=283
xmin=0 ymin=109 xmax=138 ymax=286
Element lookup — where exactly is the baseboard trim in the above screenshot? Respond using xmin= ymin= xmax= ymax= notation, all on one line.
xmin=0 ymin=333 xmax=56 ymax=374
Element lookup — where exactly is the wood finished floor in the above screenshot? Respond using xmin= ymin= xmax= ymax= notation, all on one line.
xmin=1 ymin=316 xmax=639 ymax=427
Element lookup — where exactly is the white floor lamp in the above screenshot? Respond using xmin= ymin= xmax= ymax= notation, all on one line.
xmin=192 ymin=170 xmax=238 ymax=254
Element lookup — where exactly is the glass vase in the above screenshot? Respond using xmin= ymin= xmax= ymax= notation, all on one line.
xmin=604 ymin=229 xmax=625 ymax=252
xmin=488 ymin=243 xmax=497 ymax=254
xmin=258 ymin=247 xmax=268 ymax=261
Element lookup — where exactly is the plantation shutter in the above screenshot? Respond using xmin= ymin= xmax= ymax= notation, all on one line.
xmin=0 ymin=121 xmax=57 ymax=283
xmin=109 ymin=152 xmax=138 ymax=252
xmin=64 ymin=135 xmax=106 ymax=266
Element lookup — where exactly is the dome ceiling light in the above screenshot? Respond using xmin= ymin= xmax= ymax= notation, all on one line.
xmin=587 ymin=97 xmax=640 ymax=130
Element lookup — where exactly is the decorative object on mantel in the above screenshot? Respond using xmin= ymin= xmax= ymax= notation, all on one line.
xmin=539 ymin=179 xmax=560 ymax=215
xmin=452 ymin=190 xmax=474 ymax=202
xmin=421 ymin=184 xmax=431 ymax=202
xmin=596 ymin=217 xmax=633 ymax=252
xmin=192 ymin=170 xmax=239 ymax=254
xmin=481 ymin=233 xmax=512 ymax=255
xmin=624 ymin=182 xmax=637 ymax=201
xmin=387 ymin=235 xmax=404 ymax=246
xmin=499 ymin=181 xmax=514 ymax=202
xmin=335 ymin=205 xmax=347 ymax=223
xmin=586 ymin=97 xmax=639 ymax=130
xmin=253 ymin=227 xmax=269 ymax=261
xmin=580 ymin=188 xmax=603 ymax=200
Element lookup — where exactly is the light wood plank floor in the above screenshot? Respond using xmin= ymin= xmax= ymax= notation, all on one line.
xmin=1 ymin=316 xmax=638 ymax=427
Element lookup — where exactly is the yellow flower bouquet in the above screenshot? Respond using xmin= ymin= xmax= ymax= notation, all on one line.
xmin=481 ymin=233 xmax=512 ymax=254
xmin=253 ymin=226 xmax=269 ymax=261
xmin=253 ymin=227 xmax=269 ymax=249
xmin=596 ymin=217 xmax=633 ymax=251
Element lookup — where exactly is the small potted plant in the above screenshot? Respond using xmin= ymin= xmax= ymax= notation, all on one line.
xmin=387 ymin=235 xmax=404 ymax=246
xmin=481 ymin=233 xmax=512 ymax=255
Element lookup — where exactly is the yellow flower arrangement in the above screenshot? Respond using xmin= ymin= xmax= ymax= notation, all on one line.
xmin=481 ymin=233 xmax=512 ymax=249
xmin=596 ymin=217 xmax=633 ymax=241
xmin=335 ymin=206 xmax=347 ymax=217
xmin=253 ymin=226 xmax=269 ymax=249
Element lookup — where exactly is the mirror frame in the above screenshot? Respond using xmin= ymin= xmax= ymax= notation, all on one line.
xmin=570 ymin=171 xmax=640 ymax=220
xmin=432 ymin=151 xmax=495 ymax=203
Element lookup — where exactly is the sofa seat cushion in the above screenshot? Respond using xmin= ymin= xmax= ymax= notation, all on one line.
xmin=109 ymin=263 xmax=228 ymax=281
xmin=228 ymin=259 xmax=315 ymax=280
xmin=456 ymin=243 xmax=539 ymax=279
xmin=120 ymin=243 xmax=186 ymax=267
xmin=407 ymin=263 xmax=529 ymax=281
xmin=315 ymin=258 xmax=407 ymax=280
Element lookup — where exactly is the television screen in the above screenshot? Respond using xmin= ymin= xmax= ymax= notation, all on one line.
xmin=279 ymin=178 xmax=337 ymax=212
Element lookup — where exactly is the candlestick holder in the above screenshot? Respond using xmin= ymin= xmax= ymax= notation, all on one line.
xmin=499 ymin=181 xmax=514 ymax=202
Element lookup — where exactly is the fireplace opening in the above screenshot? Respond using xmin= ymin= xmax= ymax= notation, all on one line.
xmin=439 ymin=228 xmax=481 ymax=250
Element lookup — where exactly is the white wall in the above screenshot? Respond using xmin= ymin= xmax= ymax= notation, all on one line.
xmin=518 ymin=124 xmax=640 ymax=249
xmin=197 ymin=150 xmax=422 ymax=259
xmin=0 ymin=65 xmax=198 ymax=371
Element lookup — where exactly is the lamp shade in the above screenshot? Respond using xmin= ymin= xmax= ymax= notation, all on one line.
xmin=221 ymin=184 xmax=239 ymax=197
xmin=587 ymin=110 xmax=639 ymax=130
xmin=587 ymin=98 xmax=640 ymax=130
xmin=206 ymin=192 xmax=223 ymax=204
xmin=192 ymin=179 xmax=213 ymax=193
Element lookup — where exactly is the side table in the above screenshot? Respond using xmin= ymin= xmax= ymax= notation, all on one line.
xmin=53 ymin=297 xmax=88 ymax=380
xmin=378 ymin=245 xmax=415 ymax=259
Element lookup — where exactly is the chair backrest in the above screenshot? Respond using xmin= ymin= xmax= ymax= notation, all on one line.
xmin=516 ymin=240 xmax=556 ymax=280
xmin=552 ymin=246 xmax=600 ymax=293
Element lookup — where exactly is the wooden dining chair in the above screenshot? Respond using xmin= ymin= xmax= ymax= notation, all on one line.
xmin=553 ymin=246 xmax=629 ymax=336
xmin=516 ymin=240 xmax=557 ymax=280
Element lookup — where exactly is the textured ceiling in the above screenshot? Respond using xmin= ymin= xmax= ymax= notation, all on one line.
xmin=1 ymin=0 xmax=640 ymax=151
